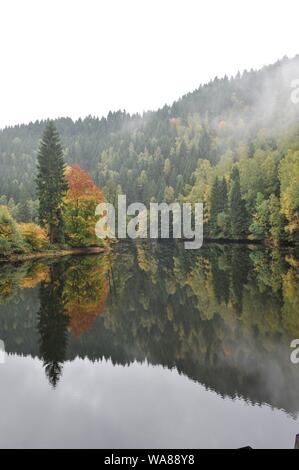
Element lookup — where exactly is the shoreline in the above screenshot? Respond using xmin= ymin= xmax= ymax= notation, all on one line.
xmin=0 ymin=238 xmax=297 ymax=264
xmin=0 ymin=246 xmax=105 ymax=264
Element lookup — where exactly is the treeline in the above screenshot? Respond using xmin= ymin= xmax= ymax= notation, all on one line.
xmin=0 ymin=56 xmax=299 ymax=242
xmin=186 ymin=138 xmax=299 ymax=243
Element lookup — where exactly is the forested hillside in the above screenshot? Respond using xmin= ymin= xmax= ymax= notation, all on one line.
xmin=1 ymin=56 xmax=299 ymax=242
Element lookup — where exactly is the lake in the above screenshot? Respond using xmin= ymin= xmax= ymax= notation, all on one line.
xmin=0 ymin=242 xmax=299 ymax=449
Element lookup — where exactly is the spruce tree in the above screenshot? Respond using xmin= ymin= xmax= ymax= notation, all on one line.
xmin=219 ymin=177 xmax=228 ymax=211
xmin=210 ymin=177 xmax=229 ymax=237
xmin=210 ymin=177 xmax=221 ymax=236
xmin=229 ymin=167 xmax=248 ymax=239
xmin=36 ymin=122 xmax=68 ymax=243
xmin=18 ymin=200 xmax=32 ymax=222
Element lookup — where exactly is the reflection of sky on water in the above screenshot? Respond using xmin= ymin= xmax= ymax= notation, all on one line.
xmin=0 ymin=354 xmax=298 ymax=449
xmin=0 ymin=244 xmax=298 ymax=448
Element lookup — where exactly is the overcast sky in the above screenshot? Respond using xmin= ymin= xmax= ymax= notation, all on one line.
xmin=0 ymin=0 xmax=298 ymax=128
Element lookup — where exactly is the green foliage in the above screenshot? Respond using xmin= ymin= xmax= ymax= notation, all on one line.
xmin=0 ymin=207 xmax=50 ymax=256
xmin=0 ymin=206 xmax=25 ymax=255
xmin=279 ymin=150 xmax=299 ymax=239
xmin=210 ymin=177 xmax=228 ymax=237
xmin=36 ymin=122 xmax=68 ymax=243
xmin=18 ymin=223 xmax=49 ymax=252
xmin=250 ymin=193 xmax=270 ymax=239
xmin=0 ymin=57 xmax=299 ymax=243
xmin=164 ymin=186 xmax=175 ymax=204
xmin=229 ymin=168 xmax=248 ymax=239
xmin=249 ymin=193 xmax=285 ymax=245
xmin=268 ymin=195 xmax=285 ymax=244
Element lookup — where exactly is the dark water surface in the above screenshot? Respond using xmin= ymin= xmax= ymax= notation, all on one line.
xmin=0 ymin=242 xmax=299 ymax=449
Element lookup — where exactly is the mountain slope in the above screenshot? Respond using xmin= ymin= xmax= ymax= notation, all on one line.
xmin=0 ymin=55 xmax=299 ymax=241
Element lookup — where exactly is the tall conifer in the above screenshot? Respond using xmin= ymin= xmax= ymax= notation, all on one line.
xmin=229 ymin=167 xmax=248 ymax=239
xmin=36 ymin=122 xmax=68 ymax=243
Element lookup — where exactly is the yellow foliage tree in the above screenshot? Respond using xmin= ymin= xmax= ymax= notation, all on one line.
xmin=18 ymin=223 xmax=49 ymax=251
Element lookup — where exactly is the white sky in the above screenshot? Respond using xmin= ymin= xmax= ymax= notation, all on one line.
xmin=0 ymin=0 xmax=298 ymax=129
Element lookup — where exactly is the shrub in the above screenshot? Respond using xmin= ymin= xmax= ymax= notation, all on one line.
xmin=18 ymin=223 xmax=49 ymax=251
xmin=0 ymin=206 xmax=25 ymax=255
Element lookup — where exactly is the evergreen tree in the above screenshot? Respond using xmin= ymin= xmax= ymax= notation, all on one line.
xmin=229 ymin=167 xmax=248 ymax=239
xmin=219 ymin=177 xmax=228 ymax=211
xmin=18 ymin=200 xmax=32 ymax=223
xmin=178 ymin=140 xmax=188 ymax=175
xmin=249 ymin=193 xmax=269 ymax=239
xmin=210 ymin=177 xmax=228 ymax=237
xmin=268 ymin=195 xmax=286 ymax=245
xmin=218 ymin=177 xmax=229 ymax=236
xmin=210 ymin=177 xmax=221 ymax=236
xmin=36 ymin=122 xmax=68 ymax=243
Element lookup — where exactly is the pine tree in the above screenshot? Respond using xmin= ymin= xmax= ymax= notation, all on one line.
xmin=210 ymin=177 xmax=228 ymax=236
xmin=18 ymin=200 xmax=32 ymax=223
xmin=249 ymin=193 xmax=269 ymax=239
xmin=178 ymin=140 xmax=188 ymax=175
xmin=210 ymin=177 xmax=221 ymax=236
xmin=36 ymin=122 xmax=68 ymax=243
xmin=268 ymin=194 xmax=285 ymax=245
xmin=229 ymin=167 xmax=248 ymax=239
xmin=219 ymin=177 xmax=228 ymax=212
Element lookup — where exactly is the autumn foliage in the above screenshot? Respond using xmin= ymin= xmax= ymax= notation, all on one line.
xmin=67 ymin=296 xmax=107 ymax=337
xmin=63 ymin=257 xmax=109 ymax=337
xmin=0 ymin=206 xmax=49 ymax=255
xmin=63 ymin=165 xmax=105 ymax=247
xmin=65 ymin=165 xmax=104 ymax=202
xmin=19 ymin=264 xmax=50 ymax=289
xmin=18 ymin=223 xmax=49 ymax=251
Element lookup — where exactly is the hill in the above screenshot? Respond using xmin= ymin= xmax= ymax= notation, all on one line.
xmin=0 ymin=55 xmax=299 ymax=241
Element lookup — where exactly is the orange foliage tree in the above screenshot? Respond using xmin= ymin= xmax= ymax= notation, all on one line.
xmin=64 ymin=165 xmax=105 ymax=247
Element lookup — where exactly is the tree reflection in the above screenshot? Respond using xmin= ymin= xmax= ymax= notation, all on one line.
xmin=37 ymin=262 xmax=69 ymax=388
xmin=0 ymin=243 xmax=298 ymax=412
xmin=63 ymin=256 xmax=109 ymax=337
xmin=37 ymin=256 xmax=109 ymax=386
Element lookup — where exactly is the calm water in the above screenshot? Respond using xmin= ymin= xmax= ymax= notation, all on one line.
xmin=0 ymin=242 xmax=299 ymax=449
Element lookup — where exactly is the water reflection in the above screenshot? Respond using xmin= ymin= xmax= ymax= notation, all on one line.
xmin=0 ymin=242 xmax=299 ymax=413
xmin=37 ymin=262 xmax=69 ymax=388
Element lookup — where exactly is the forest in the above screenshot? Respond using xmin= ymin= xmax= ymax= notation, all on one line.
xmin=0 ymin=123 xmax=105 ymax=256
xmin=0 ymin=55 xmax=299 ymax=253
